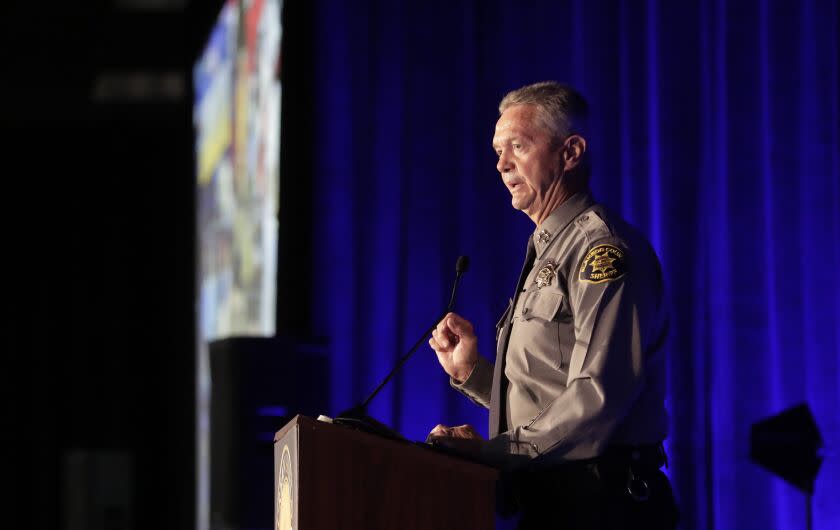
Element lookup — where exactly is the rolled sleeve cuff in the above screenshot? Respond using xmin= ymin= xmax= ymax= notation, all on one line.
xmin=449 ymin=356 xmax=493 ymax=409
xmin=479 ymin=431 xmax=539 ymax=469
xmin=492 ymin=429 xmax=542 ymax=458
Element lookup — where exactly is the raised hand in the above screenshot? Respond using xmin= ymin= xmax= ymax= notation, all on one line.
xmin=429 ymin=312 xmax=478 ymax=383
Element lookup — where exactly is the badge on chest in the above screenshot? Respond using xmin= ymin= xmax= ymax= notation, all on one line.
xmin=534 ymin=260 xmax=558 ymax=288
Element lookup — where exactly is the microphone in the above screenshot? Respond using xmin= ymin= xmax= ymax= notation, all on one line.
xmin=334 ymin=256 xmax=470 ymax=439
xmin=451 ymin=256 xmax=469 ymax=309
xmin=456 ymin=255 xmax=470 ymax=274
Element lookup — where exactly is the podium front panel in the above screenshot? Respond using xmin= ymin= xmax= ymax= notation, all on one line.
xmin=274 ymin=416 xmax=497 ymax=530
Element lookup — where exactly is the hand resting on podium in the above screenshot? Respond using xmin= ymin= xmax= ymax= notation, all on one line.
xmin=426 ymin=423 xmax=485 ymax=455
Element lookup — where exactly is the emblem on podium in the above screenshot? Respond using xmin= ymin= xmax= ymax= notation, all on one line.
xmin=276 ymin=445 xmax=294 ymax=530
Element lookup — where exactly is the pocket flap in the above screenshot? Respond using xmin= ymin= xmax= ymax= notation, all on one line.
xmin=521 ymin=290 xmax=563 ymax=322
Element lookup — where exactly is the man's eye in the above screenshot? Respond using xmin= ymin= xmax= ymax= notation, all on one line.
xmin=513 ymin=144 xmax=523 ymax=150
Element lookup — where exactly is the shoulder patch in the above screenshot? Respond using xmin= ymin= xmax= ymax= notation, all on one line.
xmin=578 ymin=244 xmax=628 ymax=284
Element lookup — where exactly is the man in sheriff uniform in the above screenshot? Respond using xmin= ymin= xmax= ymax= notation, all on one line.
xmin=427 ymin=82 xmax=679 ymax=529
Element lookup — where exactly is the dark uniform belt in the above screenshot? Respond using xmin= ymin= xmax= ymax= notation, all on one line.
xmin=499 ymin=443 xmax=670 ymax=513
xmin=599 ymin=443 xmax=669 ymax=471
xmin=522 ymin=442 xmax=668 ymax=473
xmin=499 ymin=443 xmax=671 ymax=515
xmin=498 ymin=443 xmax=679 ymax=528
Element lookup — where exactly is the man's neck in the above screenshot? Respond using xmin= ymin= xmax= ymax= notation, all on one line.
xmin=528 ymin=184 xmax=582 ymax=227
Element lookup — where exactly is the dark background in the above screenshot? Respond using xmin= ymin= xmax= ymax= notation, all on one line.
xmin=3 ymin=1 xmax=317 ymax=528
xmin=4 ymin=1 xmax=840 ymax=530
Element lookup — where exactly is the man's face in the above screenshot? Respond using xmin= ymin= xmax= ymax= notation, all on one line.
xmin=492 ymin=104 xmax=563 ymax=215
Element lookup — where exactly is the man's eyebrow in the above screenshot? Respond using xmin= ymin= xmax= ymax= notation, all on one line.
xmin=492 ymin=134 xmax=528 ymax=149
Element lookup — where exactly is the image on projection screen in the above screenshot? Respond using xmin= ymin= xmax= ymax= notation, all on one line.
xmin=193 ymin=0 xmax=281 ymax=340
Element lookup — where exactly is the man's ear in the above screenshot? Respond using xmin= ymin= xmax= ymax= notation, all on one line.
xmin=563 ymin=135 xmax=587 ymax=172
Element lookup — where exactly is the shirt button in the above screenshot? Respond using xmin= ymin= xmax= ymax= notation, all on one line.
xmin=580 ymin=214 xmax=589 ymax=223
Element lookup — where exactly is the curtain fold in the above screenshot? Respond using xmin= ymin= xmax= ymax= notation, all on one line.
xmin=309 ymin=1 xmax=840 ymax=528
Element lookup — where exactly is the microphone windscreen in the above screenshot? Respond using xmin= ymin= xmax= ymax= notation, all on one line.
xmin=456 ymin=255 xmax=470 ymax=274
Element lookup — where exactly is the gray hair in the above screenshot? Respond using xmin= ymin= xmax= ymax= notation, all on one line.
xmin=498 ymin=81 xmax=589 ymax=145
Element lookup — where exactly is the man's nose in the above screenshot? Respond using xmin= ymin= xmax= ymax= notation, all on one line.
xmin=496 ymin=152 xmax=512 ymax=174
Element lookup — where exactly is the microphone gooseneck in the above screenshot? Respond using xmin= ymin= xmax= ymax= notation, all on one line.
xmin=339 ymin=256 xmax=470 ymax=421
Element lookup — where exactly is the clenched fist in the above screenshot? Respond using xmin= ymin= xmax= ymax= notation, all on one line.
xmin=429 ymin=312 xmax=478 ymax=383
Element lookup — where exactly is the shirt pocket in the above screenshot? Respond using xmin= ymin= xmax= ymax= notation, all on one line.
xmin=520 ymin=289 xmax=563 ymax=322
xmin=517 ymin=288 xmax=572 ymax=371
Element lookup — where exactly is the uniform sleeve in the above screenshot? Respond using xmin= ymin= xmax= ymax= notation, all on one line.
xmin=449 ymin=355 xmax=493 ymax=409
xmin=491 ymin=242 xmax=661 ymax=460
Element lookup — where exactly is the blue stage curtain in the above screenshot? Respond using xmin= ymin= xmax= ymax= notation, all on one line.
xmin=308 ymin=1 xmax=839 ymax=528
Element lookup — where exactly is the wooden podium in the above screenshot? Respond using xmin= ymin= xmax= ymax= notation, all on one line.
xmin=274 ymin=415 xmax=498 ymax=529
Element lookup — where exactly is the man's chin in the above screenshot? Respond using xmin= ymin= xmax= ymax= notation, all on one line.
xmin=511 ymin=197 xmax=534 ymax=212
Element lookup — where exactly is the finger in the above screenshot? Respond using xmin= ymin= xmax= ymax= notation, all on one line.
xmin=441 ymin=317 xmax=461 ymax=343
xmin=431 ymin=328 xmax=449 ymax=349
xmin=446 ymin=313 xmax=474 ymax=337
xmin=434 ymin=325 xmax=458 ymax=349
xmin=432 ymin=326 xmax=447 ymax=349
xmin=434 ymin=318 xmax=449 ymax=339
xmin=429 ymin=424 xmax=450 ymax=437
xmin=451 ymin=425 xmax=475 ymax=439
xmin=453 ymin=424 xmax=482 ymax=439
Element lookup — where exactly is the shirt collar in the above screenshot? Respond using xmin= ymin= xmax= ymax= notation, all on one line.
xmin=532 ymin=190 xmax=596 ymax=259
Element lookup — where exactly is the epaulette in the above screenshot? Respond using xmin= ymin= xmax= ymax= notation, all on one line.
xmin=574 ymin=210 xmax=611 ymax=243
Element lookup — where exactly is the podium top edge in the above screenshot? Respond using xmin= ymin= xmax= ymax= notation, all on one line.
xmin=273 ymin=414 xmax=315 ymax=441
xmin=272 ymin=415 xmax=498 ymax=479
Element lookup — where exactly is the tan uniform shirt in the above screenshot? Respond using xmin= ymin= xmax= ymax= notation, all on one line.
xmin=453 ymin=191 xmax=669 ymax=462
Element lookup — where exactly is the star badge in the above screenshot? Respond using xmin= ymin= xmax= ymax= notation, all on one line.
xmin=590 ymin=253 xmax=616 ymax=274
xmin=535 ymin=261 xmax=557 ymax=288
